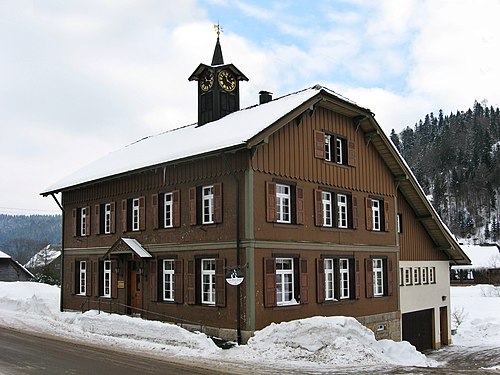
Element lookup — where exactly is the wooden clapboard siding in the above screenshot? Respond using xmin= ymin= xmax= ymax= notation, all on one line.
xmin=398 ymin=191 xmax=448 ymax=261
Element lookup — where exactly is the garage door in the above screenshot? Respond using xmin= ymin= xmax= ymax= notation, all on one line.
xmin=402 ymin=309 xmax=433 ymax=351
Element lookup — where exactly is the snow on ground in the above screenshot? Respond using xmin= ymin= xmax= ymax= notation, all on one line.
xmin=3 ymin=282 xmax=499 ymax=373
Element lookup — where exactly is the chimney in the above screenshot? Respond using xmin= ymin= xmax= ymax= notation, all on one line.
xmin=259 ymin=90 xmax=273 ymax=104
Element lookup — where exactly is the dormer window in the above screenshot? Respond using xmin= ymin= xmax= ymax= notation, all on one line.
xmin=314 ymin=130 xmax=356 ymax=167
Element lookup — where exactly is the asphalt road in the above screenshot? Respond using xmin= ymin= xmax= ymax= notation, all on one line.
xmin=0 ymin=327 xmax=221 ymax=375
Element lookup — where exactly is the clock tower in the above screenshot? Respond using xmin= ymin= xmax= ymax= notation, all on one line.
xmin=189 ymin=27 xmax=248 ymax=126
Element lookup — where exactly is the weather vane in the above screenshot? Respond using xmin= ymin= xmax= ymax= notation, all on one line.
xmin=214 ymin=23 xmax=223 ymax=37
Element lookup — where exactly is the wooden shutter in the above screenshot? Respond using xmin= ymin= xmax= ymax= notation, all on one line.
xmin=110 ymin=202 xmax=116 ymax=234
xmin=316 ymin=258 xmax=325 ymax=303
xmin=187 ymin=259 xmax=196 ymax=304
xmin=152 ymin=194 xmax=159 ymax=230
xmin=355 ymin=258 xmax=361 ymax=299
xmin=70 ymin=261 xmax=76 ymax=295
xmin=365 ymin=198 xmax=373 ymax=231
xmin=314 ymin=189 xmax=323 ymax=226
xmin=365 ymin=258 xmax=373 ymax=298
xmin=189 ymin=187 xmax=197 ymax=226
xmin=215 ymin=258 xmax=226 ymax=307
xmin=264 ymin=258 xmax=276 ymax=307
xmin=266 ymin=181 xmax=276 ymax=222
xmin=384 ymin=201 xmax=390 ymax=232
xmin=174 ymin=259 xmax=183 ymax=303
xmin=347 ymin=140 xmax=357 ymax=167
xmin=150 ymin=259 xmax=157 ymax=302
xmin=85 ymin=206 xmax=91 ymax=236
xmin=121 ymin=199 xmax=127 ymax=232
xmin=214 ymin=182 xmax=223 ymax=224
xmin=299 ymin=258 xmax=309 ymax=304
xmin=111 ymin=260 xmax=118 ymax=299
xmin=172 ymin=190 xmax=181 ymax=228
xmin=314 ymin=130 xmax=325 ymax=159
xmin=352 ymin=196 xmax=358 ymax=229
xmin=72 ymin=208 xmax=77 ymax=237
xmin=94 ymin=205 xmax=100 ymax=235
xmin=85 ymin=258 xmax=91 ymax=296
xmin=387 ymin=259 xmax=394 ymax=296
xmin=139 ymin=196 xmax=146 ymax=231
xmin=93 ymin=261 xmax=99 ymax=297
xmin=296 ymin=186 xmax=304 ymax=225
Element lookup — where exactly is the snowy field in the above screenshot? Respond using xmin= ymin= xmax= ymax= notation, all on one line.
xmin=0 ymin=282 xmax=498 ymax=374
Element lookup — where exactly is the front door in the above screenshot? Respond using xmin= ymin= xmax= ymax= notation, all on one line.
xmin=129 ymin=262 xmax=142 ymax=312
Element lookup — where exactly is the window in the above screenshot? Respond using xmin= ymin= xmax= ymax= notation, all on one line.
xmin=324 ymin=134 xmax=332 ymax=162
xmin=266 ymin=182 xmax=304 ymax=225
xmin=121 ymin=197 xmax=145 ymax=232
xmin=366 ymin=257 xmax=393 ymax=298
xmin=95 ymin=202 xmax=115 ymax=235
xmin=366 ymin=198 xmax=389 ymax=232
xmin=201 ymin=259 xmax=216 ymax=305
xmin=373 ymin=259 xmax=384 ymax=296
xmin=152 ymin=191 xmax=180 ymax=229
xmin=339 ymin=258 xmax=350 ymax=299
xmin=421 ymin=267 xmax=428 ymax=284
xmin=163 ymin=260 xmax=175 ymax=302
xmin=72 ymin=207 xmax=91 ymax=237
xmin=189 ymin=183 xmax=222 ymax=226
xmin=164 ymin=193 xmax=173 ymax=228
xmin=404 ymin=267 xmax=412 ymax=285
xmin=104 ymin=203 xmax=112 ymax=234
xmin=397 ymin=214 xmax=402 ymax=233
xmin=132 ymin=198 xmax=140 ymax=231
xmin=186 ymin=257 xmax=225 ymax=306
xmin=103 ymin=260 xmax=112 ymax=298
xmin=317 ymin=257 xmax=357 ymax=303
xmin=321 ymin=132 xmax=348 ymax=165
xmin=372 ymin=200 xmax=381 ymax=231
xmin=413 ymin=267 xmax=420 ymax=285
xmin=80 ymin=207 xmax=87 ymax=236
xmin=315 ymin=189 xmax=356 ymax=229
xmin=79 ymin=261 xmax=86 ymax=295
xmin=324 ymin=259 xmax=334 ymax=300
xmin=263 ymin=257 xmax=309 ymax=307
xmin=429 ymin=267 xmax=436 ymax=284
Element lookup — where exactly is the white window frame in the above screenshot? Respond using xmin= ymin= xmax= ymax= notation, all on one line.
xmin=132 ymin=198 xmax=140 ymax=231
xmin=373 ymin=258 xmax=384 ymax=296
xmin=201 ymin=258 xmax=216 ymax=305
xmin=413 ymin=267 xmax=420 ymax=285
xmin=276 ymin=184 xmax=291 ymax=224
xmin=163 ymin=259 xmax=175 ymax=302
xmin=372 ymin=199 xmax=381 ymax=231
xmin=336 ymin=137 xmax=343 ymax=164
xmin=421 ymin=267 xmax=428 ymax=284
xmin=324 ymin=259 xmax=334 ymax=301
xmin=164 ymin=192 xmax=173 ymax=228
xmin=429 ymin=267 xmax=436 ymax=284
xmin=397 ymin=214 xmax=401 ymax=233
xmin=276 ymin=258 xmax=295 ymax=305
xmin=322 ymin=191 xmax=332 ymax=227
xmin=324 ymin=134 xmax=332 ymax=162
xmin=103 ymin=260 xmax=111 ymax=298
xmin=79 ymin=261 xmax=86 ymax=295
xmin=339 ymin=258 xmax=350 ymax=299
xmin=404 ymin=267 xmax=412 ymax=285
xmin=80 ymin=207 xmax=87 ymax=236
xmin=337 ymin=194 xmax=348 ymax=228
xmin=202 ymin=186 xmax=214 ymax=224
xmin=104 ymin=203 xmax=111 ymax=234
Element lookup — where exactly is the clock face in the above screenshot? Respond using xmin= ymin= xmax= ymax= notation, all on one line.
xmin=218 ymin=70 xmax=236 ymax=92
xmin=200 ymin=70 xmax=214 ymax=91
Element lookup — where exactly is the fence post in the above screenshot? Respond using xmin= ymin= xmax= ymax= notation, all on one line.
xmin=98 ymin=299 xmax=101 ymax=314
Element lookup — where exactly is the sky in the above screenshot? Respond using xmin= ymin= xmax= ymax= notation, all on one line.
xmin=1 ymin=0 xmax=500 ymax=215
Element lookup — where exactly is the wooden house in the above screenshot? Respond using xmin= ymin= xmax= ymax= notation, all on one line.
xmin=0 ymin=250 xmax=34 ymax=282
xmin=450 ymin=244 xmax=500 ymax=285
xmin=42 ymin=37 xmax=469 ymax=348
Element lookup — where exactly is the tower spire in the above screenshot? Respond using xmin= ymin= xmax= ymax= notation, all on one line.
xmin=211 ymin=23 xmax=224 ymax=66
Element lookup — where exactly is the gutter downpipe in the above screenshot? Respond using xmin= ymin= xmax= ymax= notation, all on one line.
xmin=49 ymin=193 xmax=65 ymax=313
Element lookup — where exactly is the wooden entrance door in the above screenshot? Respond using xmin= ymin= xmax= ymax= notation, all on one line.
xmin=129 ymin=262 xmax=142 ymax=312
xmin=440 ymin=306 xmax=449 ymax=346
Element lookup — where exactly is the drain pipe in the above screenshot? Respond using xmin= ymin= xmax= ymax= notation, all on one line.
xmin=49 ymin=193 xmax=65 ymax=312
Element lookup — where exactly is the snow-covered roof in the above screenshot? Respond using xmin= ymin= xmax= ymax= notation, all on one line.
xmin=0 ymin=250 xmax=11 ymax=259
xmin=42 ymin=86 xmax=334 ymax=194
xmin=24 ymin=244 xmax=61 ymax=269
xmin=453 ymin=244 xmax=500 ymax=270
xmin=121 ymin=238 xmax=152 ymax=258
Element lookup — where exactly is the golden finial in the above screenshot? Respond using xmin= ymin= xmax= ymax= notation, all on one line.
xmin=214 ymin=23 xmax=223 ymax=38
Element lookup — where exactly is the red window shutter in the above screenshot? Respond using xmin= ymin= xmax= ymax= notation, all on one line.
xmin=189 ymin=187 xmax=197 ymax=226
xmin=70 ymin=261 xmax=76 ymax=295
xmin=365 ymin=258 xmax=373 ymax=298
xmin=93 ymin=261 xmax=99 ymax=297
xmin=384 ymin=201 xmax=390 ymax=232
xmin=296 ymin=186 xmax=304 ymax=225
xmin=214 ymin=182 xmax=223 ymax=224
xmin=316 ymin=258 xmax=325 ymax=303
xmin=314 ymin=130 xmax=325 ymax=159
xmin=94 ymin=205 xmax=100 ymax=235
xmin=85 ymin=258 xmax=91 ymax=296
xmin=187 ymin=259 xmax=195 ymax=304
xmin=121 ymin=199 xmax=127 ymax=233
xmin=314 ymin=189 xmax=323 ymax=226
xmin=152 ymin=194 xmax=159 ymax=230
xmin=215 ymin=258 xmax=226 ymax=307
xmin=365 ymin=198 xmax=373 ymax=231
xmin=355 ymin=258 xmax=361 ymax=299
xmin=110 ymin=202 xmax=116 ymax=234
xmin=387 ymin=259 xmax=394 ymax=296
xmin=352 ymin=196 xmax=359 ymax=229
xmin=150 ymin=259 xmax=157 ymax=302
xmin=139 ymin=196 xmax=146 ymax=231
xmin=172 ymin=190 xmax=181 ymax=228
xmin=264 ymin=258 xmax=276 ymax=307
xmin=347 ymin=140 xmax=357 ymax=167
xmin=174 ymin=259 xmax=184 ymax=303
xmin=85 ymin=206 xmax=91 ymax=236
xmin=111 ymin=260 xmax=118 ymax=299
xmin=299 ymin=258 xmax=309 ymax=304
xmin=72 ymin=208 xmax=77 ymax=237
xmin=266 ymin=181 xmax=276 ymax=222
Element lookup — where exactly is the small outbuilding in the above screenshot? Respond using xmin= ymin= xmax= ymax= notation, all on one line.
xmin=0 ymin=250 xmax=34 ymax=281
xmin=451 ymin=244 xmax=500 ymax=285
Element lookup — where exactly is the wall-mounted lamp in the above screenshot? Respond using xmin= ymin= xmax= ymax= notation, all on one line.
xmin=442 ymin=295 xmax=447 ymax=301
